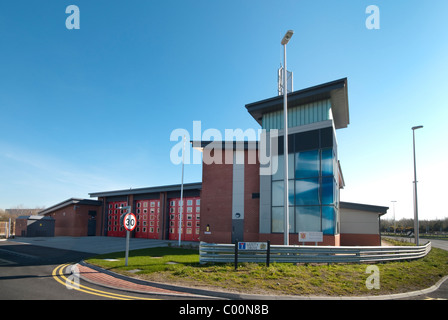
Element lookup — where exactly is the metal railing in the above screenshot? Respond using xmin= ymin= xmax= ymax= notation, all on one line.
xmin=199 ymin=241 xmax=432 ymax=264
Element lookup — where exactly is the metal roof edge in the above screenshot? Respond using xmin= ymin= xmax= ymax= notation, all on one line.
xmin=89 ymin=182 xmax=203 ymax=198
xmin=340 ymin=201 xmax=389 ymax=215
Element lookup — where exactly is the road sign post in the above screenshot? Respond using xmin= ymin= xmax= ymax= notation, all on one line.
xmin=120 ymin=207 xmax=136 ymax=267
xmin=234 ymin=241 xmax=270 ymax=270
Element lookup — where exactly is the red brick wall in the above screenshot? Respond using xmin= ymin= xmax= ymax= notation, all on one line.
xmin=200 ymin=148 xmax=260 ymax=243
xmin=340 ymin=233 xmax=380 ymax=246
xmin=200 ymin=149 xmax=233 ymax=243
xmin=242 ymin=150 xmax=260 ymax=242
xmin=45 ymin=205 xmax=100 ymax=237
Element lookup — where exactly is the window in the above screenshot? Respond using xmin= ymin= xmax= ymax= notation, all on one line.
xmin=296 ymin=206 xmax=321 ymax=232
xmin=321 ymin=148 xmax=333 ymax=176
xmin=187 ymin=200 xmax=193 ymax=206
xmin=321 ymin=177 xmax=335 ymax=205
xmin=295 ymin=150 xmax=319 ymax=178
xmin=322 ymin=206 xmax=335 ymax=235
xmin=295 ymin=178 xmax=319 ymax=205
xmin=196 ymin=199 xmax=200 ymax=206
xmin=271 ymin=142 xmax=339 ymax=236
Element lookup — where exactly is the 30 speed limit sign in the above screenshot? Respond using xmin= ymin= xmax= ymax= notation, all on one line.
xmin=123 ymin=213 xmax=137 ymax=232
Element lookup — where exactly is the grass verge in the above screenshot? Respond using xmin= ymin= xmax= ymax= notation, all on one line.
xmin=85 ymin=240 xmax=448 ymax=297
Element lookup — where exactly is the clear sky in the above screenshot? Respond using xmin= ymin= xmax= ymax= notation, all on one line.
xmin=1 ymin=1 xmax=447 ymax=221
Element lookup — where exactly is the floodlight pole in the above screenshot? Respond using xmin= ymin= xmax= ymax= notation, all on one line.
xmin=178 ymin=135 xmax=186 ymax=247
xmin=281 ymin=30 xmax=293 ymax=246
xmin=412 ymin=125 xmax=423 ymax=246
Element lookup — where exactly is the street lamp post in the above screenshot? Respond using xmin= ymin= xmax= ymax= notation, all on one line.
xmin=412 ymin=125 xmax=423 ymax=246
xmin=391 ymin=200 xmax=397 ymax=235
xmin=281 ymin=30 xmax=293 ymax=246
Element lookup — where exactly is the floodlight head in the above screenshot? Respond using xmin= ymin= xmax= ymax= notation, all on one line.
xmin=412 ymin=125 xmax=423 ymax=130
xmin=281 ymin=30 xmax=294 ymax=45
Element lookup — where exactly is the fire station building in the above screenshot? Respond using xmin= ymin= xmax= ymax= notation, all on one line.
xmin=37 ymin=78 xmax=388 ymax=246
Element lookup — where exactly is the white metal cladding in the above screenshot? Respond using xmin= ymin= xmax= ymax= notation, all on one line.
xmin=262 ymin=99 xmax=332 ymax=130
xmin=199 ymin=241 xmax=432 ymax=264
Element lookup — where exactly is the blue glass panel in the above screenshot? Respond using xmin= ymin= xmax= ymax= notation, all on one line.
xmin=295 ymin=150 xmax=319 ymax=179
xmin=272 ymin=154 xmax=294 ymax=181
xmin=322 ymin=206 xmax=335 ymax=235
xmin=296 ymin=206 xmax=321 ymax=232
xmin=321 ymin=177 xmax=334 ymax=205
xmin=272 ymin=181 xmax=284 ymax=207
xmin=272 ymin=207 xmax=284 ymax=233
xmin=272 ymin=180 xmax=295 ymax=207
xmin=321 ymin=148 xmax=333 ymax=176
xmin=295 ymin=178 xmax=319 ymax=205
xmin=272 ymin=206 xmax=294 ymax=233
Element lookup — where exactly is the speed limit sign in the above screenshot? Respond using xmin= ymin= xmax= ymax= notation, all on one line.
xmin=123 ymin=213 xmax=137 ymax=232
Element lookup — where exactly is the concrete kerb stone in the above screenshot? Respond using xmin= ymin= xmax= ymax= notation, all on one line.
xmin=76 ymin=260 xmax=448 ymax=300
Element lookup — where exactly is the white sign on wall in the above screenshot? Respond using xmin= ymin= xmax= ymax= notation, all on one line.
xmin=298 ymin=232 xmax=323 ymax=243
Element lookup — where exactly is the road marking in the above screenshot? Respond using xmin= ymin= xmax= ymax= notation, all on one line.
xmin=52 ymin=264 xmax=158 ymax=300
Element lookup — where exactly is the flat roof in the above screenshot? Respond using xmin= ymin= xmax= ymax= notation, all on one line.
xmin=340 ymin=201 xmax=389 ymax=215
xmin=245 ymin=78 xmax=349 ymax=129
xmin=39 ymin=198 xmax=102 ymax=216
xmin=89 ymin=182 xmax=202 ymax=198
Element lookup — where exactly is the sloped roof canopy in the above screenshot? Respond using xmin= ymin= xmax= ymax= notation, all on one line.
xmin=245 ymin=78 xmax=349 ymax=129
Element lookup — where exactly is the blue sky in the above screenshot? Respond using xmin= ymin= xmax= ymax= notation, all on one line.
xmin=1 ymin=1 xmax=447 ymax=221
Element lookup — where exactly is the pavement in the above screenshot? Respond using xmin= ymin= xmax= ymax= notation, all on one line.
xmin=8 ymin=236 xmax=448 ymax=300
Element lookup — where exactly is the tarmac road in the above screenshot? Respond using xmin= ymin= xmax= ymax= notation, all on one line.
xmin=0 ymin=238 xmax=205 ymax=300
xmin=1 ymin=236 xmax=448 ymax=301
